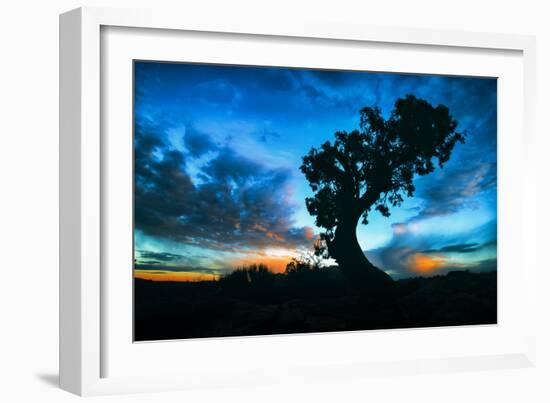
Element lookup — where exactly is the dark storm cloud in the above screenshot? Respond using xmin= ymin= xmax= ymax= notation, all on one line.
xmin=134 ymin=123 xmax=313 ymax=252
xmin=202 ymin=147 xmax=265 ymax=183
xmin=183 ymin=125 xmax=216 ymax=157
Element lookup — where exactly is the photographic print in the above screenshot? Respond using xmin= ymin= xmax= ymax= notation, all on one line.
xmin=133 ymin=61 xmax=497 ymax=341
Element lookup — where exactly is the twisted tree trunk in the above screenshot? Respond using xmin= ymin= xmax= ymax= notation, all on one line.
xmin=326 ymin=210 xmax=393 ymax=292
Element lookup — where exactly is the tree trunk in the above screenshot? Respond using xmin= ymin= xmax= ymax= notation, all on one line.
xmin=327 ymin=211 xmax=393 ymax=292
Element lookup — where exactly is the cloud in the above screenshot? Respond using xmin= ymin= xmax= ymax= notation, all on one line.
xmin=136 ymin=250 xmax=187 ymax=263
xmin=258 ymin=128 xmax=281 ymax=143
xmin=259 ymin=68 xmax=296 ymax=92
xmin=134 ymin=123 xmax=314 ymax=253
xmin=193 ymin=78 xmax=242 ymax=109
xmin=134 ymin=263 xmax=220 ymax=274
xmin=367 ymin=222 xmax=497 ymax=278
xmin=421 ymin=242 xmax=495 ymax=254
xmin=256 ymin=68 xmax=365 ymax=112
xmin=412 ymin=161 xmax=496 ymax=220
xmin=308 ymin=69 xmax=357 ymax=87
xmin=422 ymin=243 xmax=479 ymax=254
xmin=295 ymin=81 xmax=363 ymax=111
xmin=183 ymin=125 xmax=216 ymax=157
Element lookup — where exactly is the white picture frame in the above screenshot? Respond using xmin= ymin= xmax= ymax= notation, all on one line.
xmin=59 ymin=6 xmax=537 ymax=396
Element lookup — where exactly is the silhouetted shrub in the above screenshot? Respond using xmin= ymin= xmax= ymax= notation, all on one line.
xmin=219 ymin=264 xmax=281 ymax=303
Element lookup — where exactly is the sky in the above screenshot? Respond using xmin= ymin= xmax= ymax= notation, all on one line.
xmin=133 ymin=61 xmax=497 ymax=281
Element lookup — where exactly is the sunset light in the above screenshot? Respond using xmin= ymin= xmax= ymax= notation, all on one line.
xmin=408 ymin=253 xmax=447 ymax=274
xmin=134 ymin=270 xmax=219 ymax=282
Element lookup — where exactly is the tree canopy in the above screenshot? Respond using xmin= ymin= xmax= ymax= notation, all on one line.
xmin=300 ymin=94 xmax=465 ymax=237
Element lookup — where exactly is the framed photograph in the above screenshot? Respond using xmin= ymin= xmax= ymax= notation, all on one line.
xmin=60 ymin=7 xmax=537 ymax=396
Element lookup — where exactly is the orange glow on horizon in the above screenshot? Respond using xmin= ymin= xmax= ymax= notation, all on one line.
xmin=135 ymin=244 xmax=310 ymax=282
xmin=229 ymin=246 xmax=299 ymax=273
xmin=408 ymin=253 xmax=446 ymax=274
xmin=231 ymin=255 xmax=293 ymax=273
xmin=134 ymin=270 xmax=219 ymax=282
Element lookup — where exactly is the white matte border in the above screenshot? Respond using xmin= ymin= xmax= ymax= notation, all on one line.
xmin=102 ymin=26 xmax=524 ymax=376
xmin=59 ymin=7 xmax=537 ymax=396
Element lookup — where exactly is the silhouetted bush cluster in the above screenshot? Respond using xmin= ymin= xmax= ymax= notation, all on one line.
xmin=218 ymin=263 xmax=348 ymax=303
xmin=218 ymin=264 xmax=279 ymax=303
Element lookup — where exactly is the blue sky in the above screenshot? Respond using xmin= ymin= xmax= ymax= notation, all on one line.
xmin=133 ymin=61 xmax=497 ymax=280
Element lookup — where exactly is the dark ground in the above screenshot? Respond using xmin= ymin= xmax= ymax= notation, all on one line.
xmin=134 ymin=269 xmax=497 ymax=341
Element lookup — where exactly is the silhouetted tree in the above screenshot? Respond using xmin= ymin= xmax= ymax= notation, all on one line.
xmin=301 ymin=94 xmax=464 ymax=289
